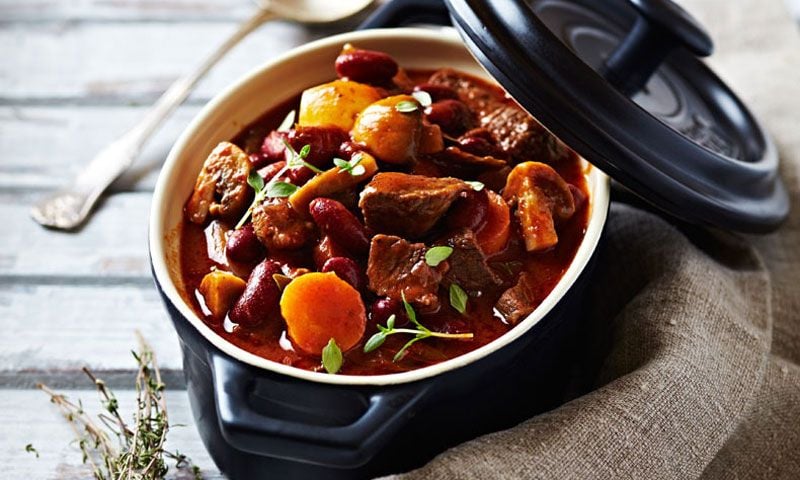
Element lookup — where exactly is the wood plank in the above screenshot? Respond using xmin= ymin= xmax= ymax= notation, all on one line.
xmin=0 ymin=0 xmax=256 ymax=22
xmin=1 ymin=388 xmax=224 ymax=479
xmin=0 ymin=21 xmax=333 ymax=104
xmin=0 ymin=192 xmax=153 ymax=279
xmin=0 ymin=105 xmax=200 ymax=191
xmin=0 ymin=281 xmax=185 ymax=377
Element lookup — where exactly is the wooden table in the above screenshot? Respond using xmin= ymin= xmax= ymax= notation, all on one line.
xmin=3 ymin=1 xmax=799 ymax=478
xmin=0 ymin=1 xmax=367 ymax=477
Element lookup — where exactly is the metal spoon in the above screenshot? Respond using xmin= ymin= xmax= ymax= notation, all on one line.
xmin=30 ymin=0 xmax=375 ymax=231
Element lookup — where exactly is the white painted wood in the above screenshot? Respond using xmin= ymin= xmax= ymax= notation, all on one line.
xmin=0 ymin=21 xmax=334 ymax=104
xmin=2 ymin=388 xmax=224 ymax=479
xmin=0 ymin=0 xmax=256 ymax=22
xmin=0 ymin=192 xmax=153 ymax=278
xmin=0 ymin=106 xmax=201 ymax=191
xmin=0 ymin=282 xmax=184 ymax=373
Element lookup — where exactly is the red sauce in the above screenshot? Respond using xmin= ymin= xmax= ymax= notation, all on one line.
xmin=178 ymin=69 xmax=590 ymax=375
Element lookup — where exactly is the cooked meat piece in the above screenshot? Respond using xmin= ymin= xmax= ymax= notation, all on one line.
xmin=359 ymin=172 xmax=470 ymax=239
xmin=367 ymin=234 xmax=448 ymax=308
xmin=252 ymin=198 xmax=316 ymax=251
xmin=436 ymin=146 xmax=507 ymax=170
xmin=186 ymin=142 xmax=252 ymax=224
xmin=481 ymin=104 xmax=569 ymax=165
xmin=428 ymin=69 xmax=568 ymax=164
xmin=428 ymin=68 xmax=497 ymax=116
xmin=496 ymin=272 xmax=539 ymax=325
xmin=440 ymin=229 xmax=502 ymax=291
xmin=503 ymin=162 xmax=576 ymax=252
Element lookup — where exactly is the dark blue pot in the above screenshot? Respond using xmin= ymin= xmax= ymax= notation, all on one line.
xmin=152 ymin=244 xmax=599 ymax=479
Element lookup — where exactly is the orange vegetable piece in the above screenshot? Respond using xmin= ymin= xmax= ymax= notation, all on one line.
xmin=280 ymin=272 xmax=366 ymax=355
xmin=475 ymin=190 xmax=511 ymax=255
xmin=198 ymin=270 xmax=247 ymax=321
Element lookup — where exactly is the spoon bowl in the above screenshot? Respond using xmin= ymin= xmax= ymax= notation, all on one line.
xmin=264 ymin=0 xmax=375 ymax=24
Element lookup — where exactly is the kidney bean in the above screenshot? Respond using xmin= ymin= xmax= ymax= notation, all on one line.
xmin=260 ymin=130 xmax=289 ymax=166
xmin=568 ymin=184 xmax=587 ymax=213
xmin=370 ymin=297 xmax=407 ymax=327
xmin=338 ymin=141 xmax=362 ymax=160
xmin=288 ymin=126 xmax=349 ymax=168
xmin=335 ymin=49 xmax=399 ymax=85
xmin=322 ymin=257 xmax=366 ymax=291
xmin=226 ymin=224 xmax=266 ymax=264
xmin=228 ymin=259 xmax=282 ymax=326
xmin=313 ymin=235 xmax=351 ymax=270
xmin=257 ymin=160 xmax=287 ymax=183
xmin=425 ymin=100 xmax=474 ymax=136
xmin=458 ymin=128 xmax=506 ymax=159
xmin=309 ymin=198 xmax=370 ymax=255
xmin=446 ymin=189 xmax=490 ymax=232
xmin=413 ymin=83 xmax=459 ymax=102
xmin=285 ymin=166 xmax=315 ymax=186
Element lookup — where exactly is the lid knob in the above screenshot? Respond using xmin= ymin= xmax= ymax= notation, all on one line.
xmin=603 ymin=0 xmax=714 ymax=96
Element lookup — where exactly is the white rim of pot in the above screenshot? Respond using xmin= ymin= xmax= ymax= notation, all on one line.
xmin=149 ymin=28 xmax=611 ymax=386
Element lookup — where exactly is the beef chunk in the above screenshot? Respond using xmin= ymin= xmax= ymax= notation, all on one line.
xmin=428 ymin=69 xmax=568 ymax=164
xmin=252 ymin=198 xmax=315 ymax=251
xmin=367 ymin=234 xmax=448 ymax=308
xmin=496 ymin=272 xmax=539 ymax=324
xmin=440 ymin=229 xmax=502 ymax=291
xmin=359 ymin=173 xmax=470 ymax=239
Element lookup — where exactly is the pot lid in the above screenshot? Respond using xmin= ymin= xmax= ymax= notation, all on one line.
xmin=441 ymin=0 xmax=789 ymax=232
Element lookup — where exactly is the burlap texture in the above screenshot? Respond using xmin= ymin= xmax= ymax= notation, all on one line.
xmin=386 ymin=0 xmax=800 ymax=478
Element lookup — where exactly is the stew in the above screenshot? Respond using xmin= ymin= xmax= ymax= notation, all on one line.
xmin=178 ymin=44 xmax=590 ymax=375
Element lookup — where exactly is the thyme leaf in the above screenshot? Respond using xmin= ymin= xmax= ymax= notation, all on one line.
xmin=425 ymin=246 xmax=453 ymax=267
xmin=364 ymin=299 xmax=473 ymax=362
xmin=395 ymin=100 xmax=419 ymax=113
xmin=449 ymin=283 xmax=468 ymax=315
xmin=322 ymin=338 xmax=343 ymax=374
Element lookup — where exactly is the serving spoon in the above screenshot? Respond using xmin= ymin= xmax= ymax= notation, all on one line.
xmin=30 ymin=0 xmax=375 ymax=231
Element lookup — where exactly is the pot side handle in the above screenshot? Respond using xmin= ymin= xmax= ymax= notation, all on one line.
xmin=359 ymin=0 xmax=451 ymax=29
xmin=210 ymin=352 xmax=430 ymax=468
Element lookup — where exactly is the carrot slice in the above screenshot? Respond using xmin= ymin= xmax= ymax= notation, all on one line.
xmin=280 ymin=272 xmax=366 ymax=355
xmin=475 ymin=190 xmax=511 ymax=255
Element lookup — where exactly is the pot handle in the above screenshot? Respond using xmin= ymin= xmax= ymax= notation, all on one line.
xmin=210 ymin=352 xmax=430 ymax=467
xmin=358 ymin=0 xmax=450 ymax=30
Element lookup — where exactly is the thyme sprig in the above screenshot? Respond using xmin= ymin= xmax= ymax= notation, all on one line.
xmin=37 ymin=333 xmax=202 ymax=480
xmin=235 ymin=142 xmax=314 ymax=229
xmin=363 ymin=294 xmax=473 ymax=362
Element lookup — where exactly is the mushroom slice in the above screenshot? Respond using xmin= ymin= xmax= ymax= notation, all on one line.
xmin=186 ymin=142 xmax=252 ymax=224
xmin=502 ymin=161 xmax=575 ymax=252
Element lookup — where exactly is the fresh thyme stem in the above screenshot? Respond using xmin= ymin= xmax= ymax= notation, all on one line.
xmin=386 ymin=328 xmax=474 ymax=339
xmin=36 ymin=333 xmax=202 ymax=480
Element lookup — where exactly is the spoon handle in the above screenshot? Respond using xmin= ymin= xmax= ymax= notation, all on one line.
xmin=31 ymin=7 xmax=278 ymax=231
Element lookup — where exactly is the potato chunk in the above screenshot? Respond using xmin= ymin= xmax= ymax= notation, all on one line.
xmin=502 ymin=162 xmax=576 ymax=252
xmin=352 ymin=95 xmax=424 ymax=164
xmin=198 ymin=270 xmax=247 ymax=320
xmin=298 ymin=80 xmax=382 ymax=131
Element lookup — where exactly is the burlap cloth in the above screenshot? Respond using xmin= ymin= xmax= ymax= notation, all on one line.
xmin=386 ymin=0 xmax=800 ymax=478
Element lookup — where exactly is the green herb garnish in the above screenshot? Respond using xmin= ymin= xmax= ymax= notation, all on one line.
xmin=334 ymin=153 xmax=366 ymax=176
xmin=322 ymin=338 xmax=343 ymax=374
xmin=466 ymin=181 xmax=485 ymax=191
xmin=411 ymin=90 xmax=433 ymax=108
xmin=449 ymin=283 xmax=468 ymax=315
xmin=277 ymin=109 xmax=296 ymax=132
xmin=283 ymin=141 xmax=323 ymax=174
xmin=37 ymin=334 xmax=202 ymax=479
xmin=236 ymin=143 xmax=315 ymax=229
xmin=25 ymin=444 xmax=39 ymax=458
xmin=395 ymin=100 xmax=419 ymax=113
xmin=266 ymin=181 xmax=299 ymax=198
xmin=363 ymin=294 xmax=473 ymax=362
xmin=425 ymin=246 xmax=453 ymax=267
xmin=272 ymin=273 xmax=292 ymax=291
